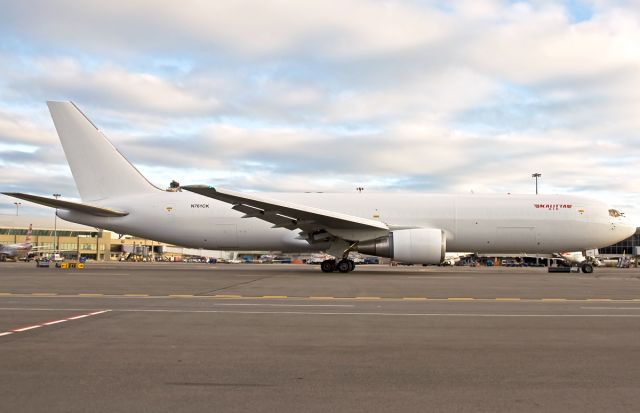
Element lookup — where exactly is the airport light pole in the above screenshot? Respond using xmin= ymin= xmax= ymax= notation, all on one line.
xmin=14 ymin=202 xmax=21 ymax=216
xmin=53 ymin=193 xmax=61 ymax=254
xmin=531 ymin=173 xmax=541 ymax=195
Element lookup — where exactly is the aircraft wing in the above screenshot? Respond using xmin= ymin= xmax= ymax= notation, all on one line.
xmin=182 ymin=185 xmax=389 ymax=242
xmin=2 ymin=193 xmax=129 ymax=217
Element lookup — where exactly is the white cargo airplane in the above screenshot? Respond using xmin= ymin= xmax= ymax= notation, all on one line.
xmin=2 ymin=102 xmax=636 ymax=272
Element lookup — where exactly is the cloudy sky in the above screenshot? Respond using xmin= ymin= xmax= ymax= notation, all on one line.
xmin=0 ymin=0 xmax=639 ymax=223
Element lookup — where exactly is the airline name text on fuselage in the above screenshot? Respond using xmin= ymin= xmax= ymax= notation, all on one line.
xmin=534 ymin=204 xmax=573 ymax=210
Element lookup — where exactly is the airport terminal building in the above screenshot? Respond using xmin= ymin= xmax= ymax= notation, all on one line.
xmin=598 ymin=227 xmax=640 ymax=257
xmin=0 ymin=215 xmax=237 ymax=262
xmin=0 ymin=215 xmax=158 ymax=261
xmin=0 ymin=216 xmax=112 ymax=260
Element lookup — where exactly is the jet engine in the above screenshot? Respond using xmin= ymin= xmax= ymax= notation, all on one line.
xmin=357 ymin=228 xmax=445 ymax=264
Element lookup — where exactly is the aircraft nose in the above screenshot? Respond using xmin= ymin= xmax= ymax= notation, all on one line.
xmin=608 ymin=208 xmax=637 ymax=240
xmin=620 ymin=222 xmax=637 ymax=239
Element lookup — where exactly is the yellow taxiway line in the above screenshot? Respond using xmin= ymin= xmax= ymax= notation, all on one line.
xmin=0 ymin=292 xmax=638 ymax=303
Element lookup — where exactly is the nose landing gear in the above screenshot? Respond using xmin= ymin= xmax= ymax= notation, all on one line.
xmin=581 ymin=262 xmax=594 ymax=273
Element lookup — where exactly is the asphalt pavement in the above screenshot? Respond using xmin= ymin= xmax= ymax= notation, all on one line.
xmin=1 ymin=262 xmax=640 ymax=412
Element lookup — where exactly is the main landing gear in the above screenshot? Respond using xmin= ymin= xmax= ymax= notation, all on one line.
xmin=320 ymin=259 xmax=356 ymax=273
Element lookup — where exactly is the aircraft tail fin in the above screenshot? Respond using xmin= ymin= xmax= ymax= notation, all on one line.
xmin=47 ymin=101 xmax=159 ymax=202
xmin=25 ymin=224 xmax=32 ymax=244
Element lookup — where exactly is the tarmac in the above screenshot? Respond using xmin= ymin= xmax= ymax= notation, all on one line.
xmin=1 ymin=262 xmax=640 ymax=412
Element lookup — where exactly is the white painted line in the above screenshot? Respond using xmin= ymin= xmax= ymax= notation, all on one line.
xmin=0 ymin=308 xmax=100 ymax=311
xmin=13 ymin=325 xmax=42 ymax=332
xmin=581 ymin=307 xmax=640 ymax=310
xmin=43 ymin=319 xmax=68 ymax=325
xmin=0 ymin=309 xmax=111 ymax=338
xmin=109 ymin=309 xmax=640 ymax=317
xmin=67 ymin=314 xmax=90 ymax=320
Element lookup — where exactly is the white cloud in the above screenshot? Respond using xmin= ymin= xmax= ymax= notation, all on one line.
xmin=3 ymin=58 xmax=220 ymax=117
xmin=0 ymin=109 xmax=57 ymax=146
xmin=0 ymin=1 xmax=452 ymax=57
xmin=0 ymin=0 xmax=639 ymax=223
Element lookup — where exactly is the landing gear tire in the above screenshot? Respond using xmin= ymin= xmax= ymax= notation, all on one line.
xmin=321 ymin=259 xmax=336 ymax=273
xmin=348 ymin=260 xmax=356 ymax=272
xmin=581 ymin=262 xmax=594 ymax=274
xmin=337 ymin=259 xmax=353 ymax=273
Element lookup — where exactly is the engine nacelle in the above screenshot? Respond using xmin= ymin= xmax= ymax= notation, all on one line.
xmin=358 ymin=228 xmax=446 ymax=264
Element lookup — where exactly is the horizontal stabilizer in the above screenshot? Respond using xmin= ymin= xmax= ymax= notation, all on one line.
xmin=2 ymin=192 xmax=129 ymax=217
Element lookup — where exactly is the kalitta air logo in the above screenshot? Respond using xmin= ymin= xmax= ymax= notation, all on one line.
xmin=191 ymin=204 xmax=210 ymax=209
xmin=534 ymin=204 xmax=572 ymax=210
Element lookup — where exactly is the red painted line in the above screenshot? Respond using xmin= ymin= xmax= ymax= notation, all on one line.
xmin=0 ymin=309 xmax=111 ymax=338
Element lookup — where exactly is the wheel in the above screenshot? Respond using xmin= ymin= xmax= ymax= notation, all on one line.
xmin=581 ymin=262 xmax=594 ymax=274
xmin=348 ymin=260 xmax=356 ymax=272
xmin=320 ymin=259 xmax=336 ymax=273
xmin=337 ymin=259 xmax=351 ymax=273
